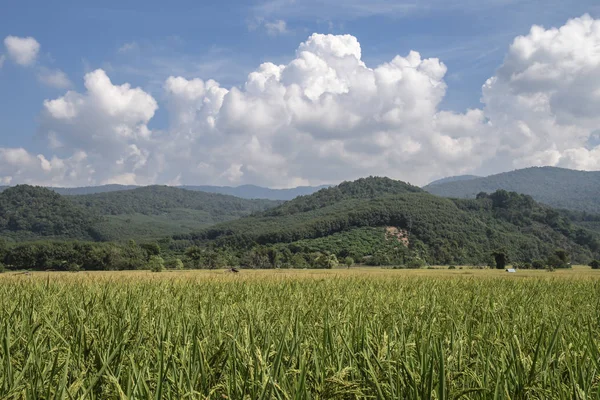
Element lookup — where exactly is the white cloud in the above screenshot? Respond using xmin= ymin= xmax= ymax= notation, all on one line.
xmin=37 ymin=67 xmax=72 ymax=88
xmin=4 ymin=36 xmax=40 ymax=66
xmin=264 ymin=20 xmax=288 ymax=36
xmin=2 ymin=14 xmax=597 ymax=188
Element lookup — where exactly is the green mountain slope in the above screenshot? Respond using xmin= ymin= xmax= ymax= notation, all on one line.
xmin=67 ymin=186 xmax=282 ymax=241
xmin=0 ymin=186 xmax=101 ymax=241
xmin=0 ymin=185 xmax=282 ymax=242
xmin=424 ymin=167 xmax=600 ymax=213
xmin=175 ymin=177 xmax=600 ymax=265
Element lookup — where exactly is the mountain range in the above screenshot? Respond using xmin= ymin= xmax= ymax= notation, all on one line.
xmin=174 ymin=177 xmax=600 ymax=265
xmin=1 ymin=168 xmax=600 ymax=267
xmin=0 ymin=183 xmax=329 ymax=201
xmin=424 ymin=167 xmax=600 ymax=213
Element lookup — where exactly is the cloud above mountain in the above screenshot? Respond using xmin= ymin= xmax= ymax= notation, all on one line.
xmin=1 ymin=15 xmax=599 ymax=187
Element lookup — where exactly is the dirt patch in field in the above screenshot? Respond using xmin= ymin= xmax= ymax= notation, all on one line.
xmin=385 ymin=227 xmax=409 ymax=247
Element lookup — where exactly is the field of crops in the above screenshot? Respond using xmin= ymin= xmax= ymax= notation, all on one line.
xmin=1 ymin=268 xmax=600 ymax=399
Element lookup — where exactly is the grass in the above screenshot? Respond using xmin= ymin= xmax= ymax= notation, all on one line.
xmin=1 ymin=268 xmax=600 ymax=398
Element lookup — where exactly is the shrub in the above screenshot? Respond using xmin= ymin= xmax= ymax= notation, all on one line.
xmin=589 ymin=260 xmax=600 ymax=270
xmin=173 ymin=259 xmax=184 ymax=270
xmin=406 ymin=257 xmax=426 ymax=269
xmin=448 ymin=265 xmax=456 ymax=270
xmin=532 ymin=260 xmax=545 ymax=270
xmin=66 ymin=262 xmax=81 ymax=272
xmin=149 ymin=255 xmax=165 ymax=272
xmin=344 ymin=257 xmax=354 ymax=269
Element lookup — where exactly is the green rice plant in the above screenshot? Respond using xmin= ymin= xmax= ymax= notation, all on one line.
xmin=0 ymin=271 xmax=599 ymax=399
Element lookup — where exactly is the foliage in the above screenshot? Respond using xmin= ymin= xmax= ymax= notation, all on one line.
xmin=343 ymin=256 xmax=354 ymax=268
xmin=425 ymin=166 xmax=600 ymax=214
xmin=149 ymin=255 xmax=165 ymax=272
xmin=0 ymin=185 xmax=100 ymax=240
xmin=177 ymin=178 xmax=600 ymax=266
xmin=70 ymin=185 xmax=281 ymax=216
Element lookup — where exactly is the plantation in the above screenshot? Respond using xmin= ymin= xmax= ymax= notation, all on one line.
xmin=1 ymin=268 xmax=600 ymax=399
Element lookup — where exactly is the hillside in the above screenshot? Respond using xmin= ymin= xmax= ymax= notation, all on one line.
xmin=0 ymin=185 xmax=100 ymax=241
xmin=67 ymin=186 xmax=282 ymax=241
xmin=426 ymin=175 xmax=479 ymax=186
xmin=175 ymin=177 xmax=600 ymax=265
xmin=181 ymin=184 xmax=330 ymax=200
xmin=424 ymin=167 xmax=600 ymax=213
xmin=0 ymin=185 xmax=282 ymax=242
xmin=0 ymin=183 xmax=329 ymax=200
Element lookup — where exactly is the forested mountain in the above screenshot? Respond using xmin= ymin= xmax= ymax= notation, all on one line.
xmin=0 ymin=186 xmax=100 ymax=241
xmin=0 ymin=185 xmax=282 ymax=242
xmin=426 ymin=175 xmax=479 ymax=186
xmin=181 ymin=184 xmax=330 ymax=200
xmin=68 ymin=186 xmax=281 ymax=241
xmin=175 ymin=177 xmax=600 ymax=265
xmin=0 ymin=183 xmax=329 ymax=200
xmin=424 ymin=167 xmax=600 ymax=213
xmin=70 ymin=185 xmax=280 ymax=216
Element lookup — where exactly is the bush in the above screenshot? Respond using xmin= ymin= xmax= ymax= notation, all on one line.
xmin=66 ymin=262 xmax=81 ymax=272
xmin=149 ymin=255 xmax=165 ymax=272
xmin=344 ymin=257 xmax=354 ymax=269
xmin=532 ymin=260 xmax=545 ymax=270
xmin=448 ymin=265 xmax=456 ymax=270
xmin=589 ymin=260 xmax=600 ymax=270
xmin=406 ymin=257 xmax=425 ymax=269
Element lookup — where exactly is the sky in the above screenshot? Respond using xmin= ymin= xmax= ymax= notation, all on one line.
xmin=1 ymin=0 xmax=600 ymax=188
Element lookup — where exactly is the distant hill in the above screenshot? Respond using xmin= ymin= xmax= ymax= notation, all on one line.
xmin=0 ymin=185 xmax=100 ymax=241
xmin=424 ymin=167 xmax=600 ymax=213
xmin=426 ymin=175 xmax=479 ymax=186
xmin=68 ymin=186 xmax=282 ymax=241
xmin=181 ymin=184 xmax=330 ymax=200
xmin=0 ymin=183 xmax=329 ymax=200
xmin=175 ymin=177 xmax=600 ymax=265
xmin=0 ymin=185 xmax=282 ymax=242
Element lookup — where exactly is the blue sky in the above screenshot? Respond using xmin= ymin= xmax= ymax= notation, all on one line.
xmin=1 ymin=0 xmax=600 ymax=187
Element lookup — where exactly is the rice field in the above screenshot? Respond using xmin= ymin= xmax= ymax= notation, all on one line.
xmin=1 ymin=268 xmax=600 ymax=399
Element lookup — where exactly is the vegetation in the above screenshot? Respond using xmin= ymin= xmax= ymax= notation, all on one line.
xmin=1 ymin=270 xmax=600 ymax=398
xmin=175 ymin=178 xmax=600 ymax=267
xmin=0 ymin=185 xmax=281 ymax=242
xmin=424 ymin=166 xmax=600 ymax=213
xmin=0 ymin=185 xmax=100 ymax=241
xmin=69 ymin=185 xmax=280 ymax=216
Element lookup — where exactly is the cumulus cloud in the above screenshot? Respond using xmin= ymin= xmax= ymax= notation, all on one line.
xmin=5 ymin=14 xmax=598 ymax=188
xmin=37 ymin=67 xmax=72 ymax=88
xmin=481 ymin=14 xmax=600 ymax=173
xmin=4 ymin=36 xmax=40 ymax=66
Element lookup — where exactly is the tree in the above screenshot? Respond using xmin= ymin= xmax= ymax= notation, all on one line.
xmin=344 ymin=257 xmax=354 ymax=269
xmin=173 ymin=258 xmax=185 ymax=270
xmin=266 ymin=247 xmax=281 ymax=269
xmin=492 ymin=249 xmax=507 ymax=270
xmin=589 ymin=260 xmax=600 ymax=270
xmin=149 ymin=255 xmax=165 ymax=272
xmin=203 ymin=250 xmax=226 ymax=270
xmin=547 ymin=249 xmax=570 ymax=269
xmin=140 ymin=243 xmax=161 ymax=257
xmin=185 ymin=246 xmax=203 ymax=269
xmin=291 ymin=253 xmax=309 ymax=268
xmin=315 ymin=252 xmax=338 ymax=269
xmin=532 ymin=259 xmax=545 ymax=270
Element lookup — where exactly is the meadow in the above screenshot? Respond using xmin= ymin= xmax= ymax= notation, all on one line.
xmin=1 ymin=268 xmax=600 ymax=399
